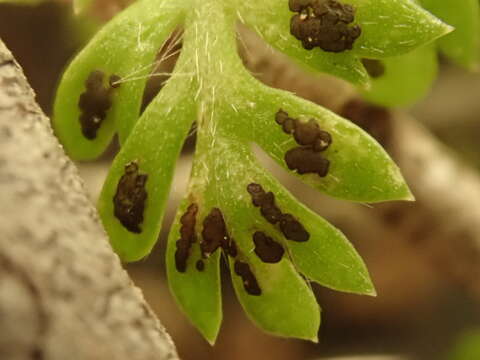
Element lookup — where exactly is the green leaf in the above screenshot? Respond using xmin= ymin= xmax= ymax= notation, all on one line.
xmin=351 ymin=0 xmax=452 ymax=57
xmin=53 ymin=0 xmax=186 ymax=160
xmin=97 ymin=75 xmax=196 ymax=262
xmin=224 ymin=175 xmax=320 ymax=340
xmin=53 ymin=0 xmax=437 ymax=344
xmin=361 ymin=0 xmax=479 ymax=106
xmin=225 ymin=75 xmax=412 ymax=203
xmin=166 ymin=140 xmax=321 ymax=341
xmin=238 ymin=0 xmax=451 ymax=85
xmin=166 ymin=200 xmax=223 ymax=345
xmin=227 ymin=249 xmax=320 ymax=341
xmin=361 ymin=44 xmax=438 ymax=107
xmin=215 ymin=139 xmax=375 ymax=296
xmin=421 ymin=0 xmax=480 ymax=70
xmin=254 ymin=168 xmax=376 ymax=295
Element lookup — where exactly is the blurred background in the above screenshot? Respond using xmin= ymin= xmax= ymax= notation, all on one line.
xmin=1 ymin=2 xmax=480 ymax=360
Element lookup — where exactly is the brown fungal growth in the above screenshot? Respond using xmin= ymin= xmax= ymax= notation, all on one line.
xmin=275 ymin=109 xmax=296 ymax=134
xmin=196 ymin=259 xmax=205 ymax=272
xmin=226 ymin=239 xmax=238 ymax=258
xmin=259 ymin=192 xmax=284 ymax=224
xmin=289 ymin=0 xmax=361 ymax=53
xmin=113 ymin=162 xmax=148 ymax=234
xmin=174 ymin=203 xmax=199 ymax=272
xmin=234 ymin=261 xmax=262 ymax=296
xmin=285 ymin=147 xmax=330 ymax=177
xmin=362 ymin=58 xmax=386 ymax=78
xmin=253 ymin=232 xmax=285 ymax=263
xmin=247 ymin=183 xmax=310 ymax=242
xmin=78 ymin=70 xmax=121 ymax=140
xmin=247 ymin=183 xmax=283 ymax=224
xmin=275 ymin=109 xmax=332 ymax=151
xmin=279 ymin=214 xmax=310 ymax=242
xmin=247 ymin=183 xmax=267 ymax=207
xmin=275 ymin=109 xmax=332 ymax=177
xmin=201 ymin=208 xmax=234 ymax=257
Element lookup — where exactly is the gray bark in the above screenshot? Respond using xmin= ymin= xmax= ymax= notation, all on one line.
xmin=0 ymin=39 xmax=179 ymax=360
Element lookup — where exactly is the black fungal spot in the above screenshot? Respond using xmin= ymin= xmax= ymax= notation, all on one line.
xmin=259 ymin=192 xmax=284 ymax=225
xmin=113 ymin=162 xmax=148 ymax=234
xmin=247 ymin=183 xmax=267 ymax=207
xmin=275 ymin=109 xmax=295 ymax=134
xmin=293 ymin=119 xmax=324 ymax=146
xmin=276 ymin=109 xmax=332 ymax=150
xmin=247 ymin=183 xmax=311 ymax=243
xmin=234 ymin=260 xmax=262 ymax=296
xmin=196 ymin=259 xmax=205 ymax=272
xmin=361 ymin=58 xmax=386 ymax=78
xmin=289 ymin=0 xmax=361 ymax=53
xmin=313 ymin=132 xmax=333 ymax=152
xmin=285 ymin=147 xmax=330 ymax=177
xmin=201 ymin=208 xmax=233 ymax=257
xmin=279 ymin=214 xmax=310 ymax=242
xmin=253 ymin=232 xmax=285 ymax=263
xmin=276 ymin=109 xmax=332 ymax=177
xmin=174 ymin=203 xmax=198 ymax=272
xmin=226 ymin=239 xmax=238 ymax=258
xmin=247 ymin=183 xmax=283 ymax=224
xmin=78 ymin=70 xmax=121 ymax=140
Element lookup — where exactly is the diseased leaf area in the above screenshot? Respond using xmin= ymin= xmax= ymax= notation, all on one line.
xmin=113 ymin=161 xmax=148 ymax=234
xmin=289 ymin=0 xmax=361 ymax=52
xmin=54 ymin=0 xmax=450 ymax=343
xmin=78 ymin=70 xmax=120 ymax=140
xmin=247 ymin=183 xmax=310 ymax=243
xmin=276 ymin=109 xmax=332 ymax=177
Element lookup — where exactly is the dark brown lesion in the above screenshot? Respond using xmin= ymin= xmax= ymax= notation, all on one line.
xmin=276 ymin=110 xmax=332 ymax=151
xmin=198 ymin=207 xmax=238 ymax=257
xmin=174 ymin=203 xmax=199 ymax=273
xmin=174 ymin=205 xmax=261 ymax=294
xmin=201 ymin=208 xmax=232 ymax=256
xmin=247 ymin=183 xmax=310 ymax=242
xmin=247 ymin=183 xmax=283 ymax=224
xmin=275 ymin=109 xmax=332 ymax=178
xmin=361 ymin=58 xmax=386 ymax=78
xmin=247 ymin=184 xmax=283 ymax=224
xmin=197 ymin=208 xmax=263 ymax=295
xmin=279 ymin=214 xmax=309 ymax=242
xmin=285 ymin=147 xmax=330 ymax=177
xmin=234 ymin=260 xmax=262 ymax=296
xmin=195 ymin=259 xmax=205 ymax=272
xmin=113 ymin=161 xmax=148 ymax=234
xmin=253 ymin=231 xmax=285 ymax=263
xmin=289 ymin=0 xmax=361 ymax=53
xmin=78 ymin=70 xmax=121 ymax=140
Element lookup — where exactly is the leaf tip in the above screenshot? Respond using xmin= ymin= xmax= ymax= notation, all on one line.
xmin=442 ymin=24 xmax=456 ymax=37
xmin=424 ymin=11 xmax=455 ymax=44
xmin=404 ymin=189 xmax=416 ymax=202
xmin=309 ymin=335 xmax=319 ymax=343
xmin=204 ymin=332 xmax=219 ymax=346
xmin=365 ymin=286 xmax=377 ymax=297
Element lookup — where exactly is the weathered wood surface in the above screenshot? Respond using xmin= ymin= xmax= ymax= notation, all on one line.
xmin=0 ymin=38 xmax=179 ymax=360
